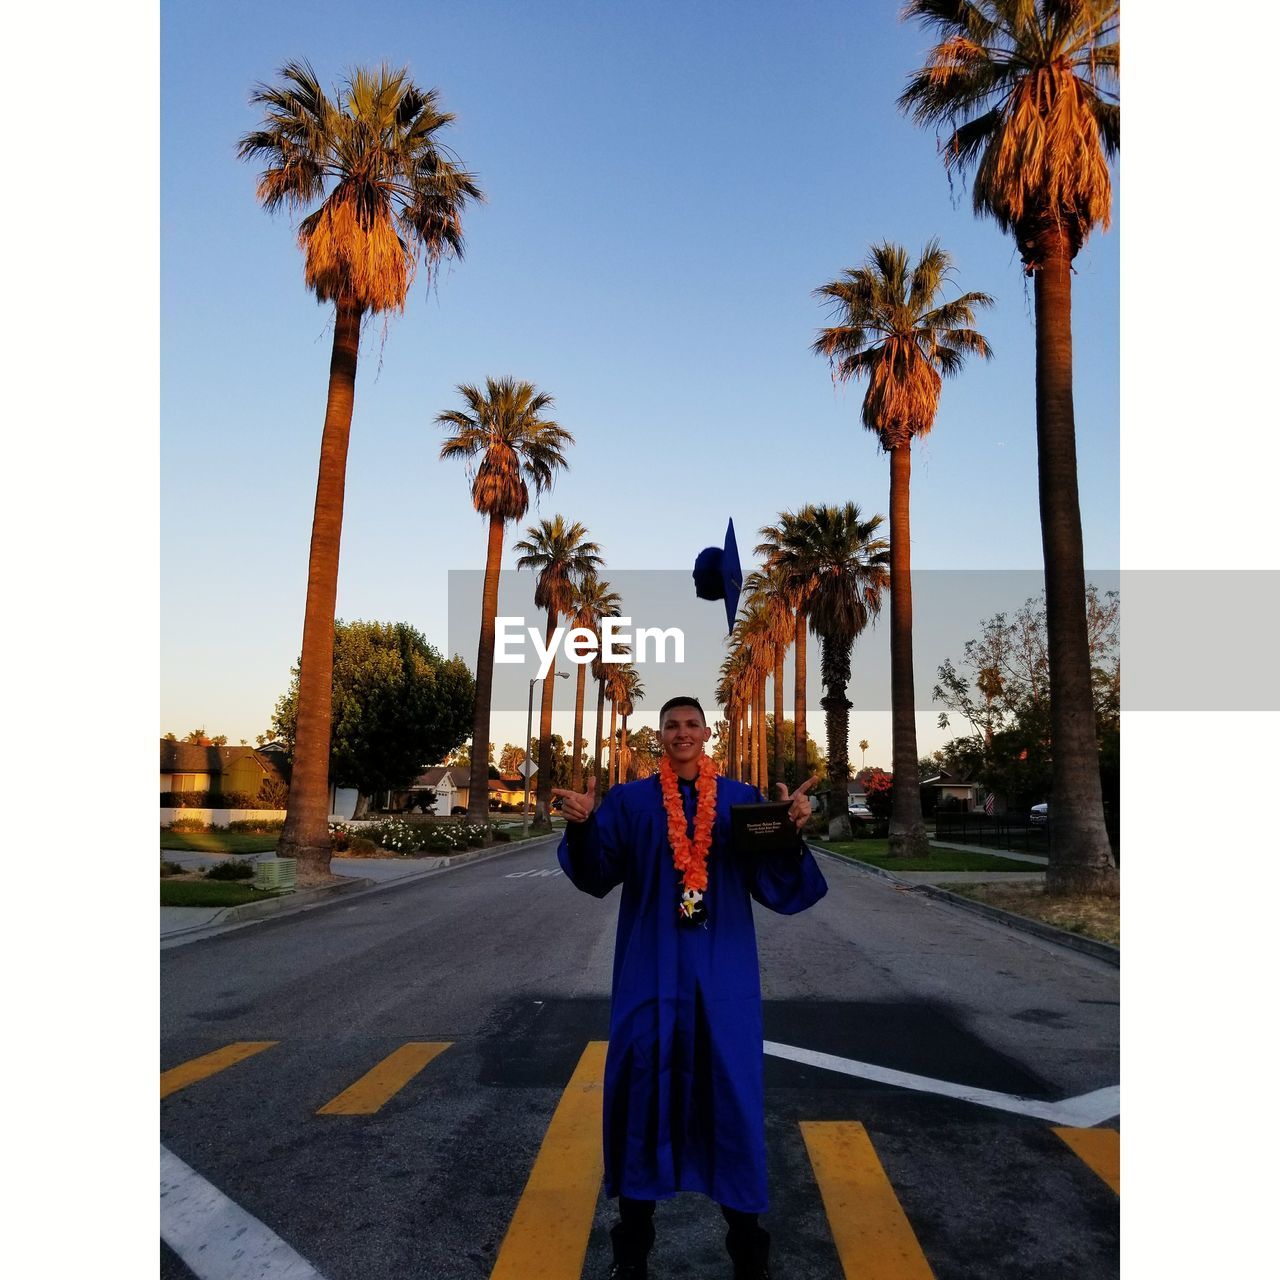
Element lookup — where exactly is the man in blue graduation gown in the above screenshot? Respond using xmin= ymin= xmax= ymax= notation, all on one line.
xmin=554 ymin=695 xmax=828 ymax=1280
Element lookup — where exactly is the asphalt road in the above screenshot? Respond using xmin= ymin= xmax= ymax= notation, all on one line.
xmin=161 ymin=835 xmax=1119 ymax=1279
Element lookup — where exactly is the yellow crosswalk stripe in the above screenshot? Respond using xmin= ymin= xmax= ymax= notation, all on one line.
xmin=317 ymin=1042 xmax=453 ymax=1115
xmin=801 ymin=1120 xmax=935 ymax=1280
xmin=1052 ymin=1126 xmax=1119 ymax=1194
xmin=489 ymin=1041 xmax=607 ymax=1280
xmin=161 ymin=1041 xmax=278 ymax=1099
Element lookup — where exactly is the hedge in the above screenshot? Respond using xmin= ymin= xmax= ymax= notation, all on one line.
xmin=161 ymin=790 xmax=286 ymax=810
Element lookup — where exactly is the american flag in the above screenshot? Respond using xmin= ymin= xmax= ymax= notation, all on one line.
xmin=983 ymin=792 xmax=996 ymax=815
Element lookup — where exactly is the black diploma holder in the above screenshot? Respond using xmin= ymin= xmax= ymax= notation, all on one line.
xmin=730 ymin=801 xmax=804 ymax=857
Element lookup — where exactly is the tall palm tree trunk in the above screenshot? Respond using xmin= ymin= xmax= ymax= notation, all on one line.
xmin=534 ymin=610 xmax=557 ymax=826
xmin=1034 ymin=233 xmax=1117 ymax=893
xmin=745 ymin=697 xmax=755 ymax=789
xmin=728 ymin=713 xmax=738 ymax=781
xmin=887 ymin=444 xmax=930 ymax=857
xmin=752 ymin=686 xmax=762 ymax=793
xmin=279 ymin=300 xmax=362 ymax=882
xmin=619 ymin=715 xmax=630 ymax=783
xmin=794 ymin=613 xmax=808 ymax=781
xmin=773 ymin=649 xmax=785 ymax=791
xmin=466 ymin=512 xmax=506 ymax=821
xmin=592 ymin=675 xmax=606 ymax=801
xmin=821 ymin=639 xmax=853 ymax=839
xmin=607 ymin=700 xmax=619 ymax=788
xmin=571 ymin=660 xmax=588 ymax=791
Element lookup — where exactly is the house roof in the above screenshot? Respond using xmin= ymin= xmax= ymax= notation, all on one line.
xmin=160 ymin=740 xmax=287 ymax=782
xmin=414 ymin=766 xmax=470 ymax=789
xmin=921 ymin=770 xmax=976 ymax=788
xmin=489 ymin=777 xmax=528 ymax=791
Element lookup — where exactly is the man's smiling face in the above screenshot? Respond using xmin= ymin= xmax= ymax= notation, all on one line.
xmin=660 ymin=703 xmax=712 ymax=768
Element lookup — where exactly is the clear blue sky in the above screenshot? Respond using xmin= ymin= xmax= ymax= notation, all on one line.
xmin=161 ymin=0 xmax=1118 ymax=756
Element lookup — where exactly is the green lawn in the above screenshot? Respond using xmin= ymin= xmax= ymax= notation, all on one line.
xmin=811 ymin=838 xmax=1040 ymax=873
xmin=161 ymin=831 xmax=279 ymax=854
xmin=160 ymin=881 xmax=284 ymax=907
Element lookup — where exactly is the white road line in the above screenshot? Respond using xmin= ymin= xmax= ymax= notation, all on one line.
xmin=161 ymin=1145 xmax=328 ymax=1279
xmin=763 ymin=1041 xmax=1119 ymax=1126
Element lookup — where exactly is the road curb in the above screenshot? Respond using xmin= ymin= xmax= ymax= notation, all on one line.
xmin=811 ymin=847 xmax=1119 ymax=966
xmin=162 ymin=832 xmax=565 ymax=945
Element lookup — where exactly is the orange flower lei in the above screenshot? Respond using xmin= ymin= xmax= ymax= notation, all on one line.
xmin=659 ymin=754 xmax=718 ymax=893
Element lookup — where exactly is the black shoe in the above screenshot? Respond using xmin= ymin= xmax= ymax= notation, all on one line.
xmin=608 ymin=1220 xmax=652 ymax=1279
xmin=726 ymin=1227 xmax=772 ymax=1280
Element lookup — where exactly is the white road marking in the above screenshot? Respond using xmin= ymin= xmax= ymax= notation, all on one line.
xmin=161 ymin=1144 xmax=328 ymax=1279
xmin=763 ymin=1041 xmax=1119 ymax=1126
xmin=504 ymin=869 xmax=563 ymax=878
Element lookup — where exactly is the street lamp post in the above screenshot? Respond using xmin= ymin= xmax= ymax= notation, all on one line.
xmin=521 ymin=671 xmax=569 ymax=840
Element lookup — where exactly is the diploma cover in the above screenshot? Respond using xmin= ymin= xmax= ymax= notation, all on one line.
xmin=730 ymin=802 xmax=803 ymax=856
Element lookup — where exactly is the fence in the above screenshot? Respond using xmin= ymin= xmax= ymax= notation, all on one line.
xmin=934 ymin=812 xmax=1050 ymax=855
xmin=934 ymin=809 xmax=1119 ymax=860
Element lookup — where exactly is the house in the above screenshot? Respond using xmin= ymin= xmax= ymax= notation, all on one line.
xmin=399 ymin=765 xmax=471 ymax=816
xmin=489 ymin=777 xmax=530 ymax=810
xmin=160 ymin=740 xmax=289 ymax=800
xmin=920 ymin=769 xmax=980 ymax=813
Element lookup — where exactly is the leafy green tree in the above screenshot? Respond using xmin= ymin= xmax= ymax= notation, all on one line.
xmin=271 ymin=621 xmax=475 ymax=815
xmin=626 ymin=726 xmax=663 ymax=779
xmin=934 ymin=587 xmax=1119 ymax=821
xmin=814 ymin=240 xmax=992 ymax=856
xmin=901 ymin=0 xmax=1119 ymax=893
xmin=239 ymin=62 xmax=481 ymax=881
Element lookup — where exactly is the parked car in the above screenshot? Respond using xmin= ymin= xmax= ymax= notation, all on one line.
xmin=1029 ymin=802 xmax=1049 ymax=826
xmin=848 ymin=803 xmax=875 ymax=821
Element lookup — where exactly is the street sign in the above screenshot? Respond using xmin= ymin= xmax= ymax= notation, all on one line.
xmin=517 ymin=758 xmax=538 ymax=779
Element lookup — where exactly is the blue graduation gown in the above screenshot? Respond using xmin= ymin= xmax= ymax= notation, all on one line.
xmin=558 ymin=772 xmax=828 ymax=1213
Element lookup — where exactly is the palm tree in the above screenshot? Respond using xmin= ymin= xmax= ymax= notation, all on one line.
xmin=757 ymin=511 xmax=819 ymax=782
xmin=604 ymin=661 xmax=627 ymax=789
xmin=438 ymin=378 xmax=573 ymax=820
xmin=769 ymin=504 xmax=889 ymax=838
xmin=592 ymin=637 xmax=628 ymax=799
xmin=859 ymin=739 xmax=870 ymax=770
xmin=239 ymin=62 xmax=481 ymax=881
xmin=900 ymin=0 xmax=1119 ymax=893
xmin=567 ymin=575 xmax=621 ymax=791
xmin=514 ymin=517 xmax=603 ymax=825
xmin=744 ymin=569 xmax=796 ymax=790
xmin=732 ymin=596 xmax=782 ymax=795
xmin=614 ymin=666 xmax=645 ymax=784
xmin=814 ymin=240 xmax=992 ymax=856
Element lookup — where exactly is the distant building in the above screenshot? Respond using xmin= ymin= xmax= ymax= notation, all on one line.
xmin=160 ymin=739 xmax=288 ymax=799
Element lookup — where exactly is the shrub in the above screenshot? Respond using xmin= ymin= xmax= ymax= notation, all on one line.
xmin=491 ymin=829 xmax=511 ymax=843
xmin=344 ymin=836 xmax=379 ymax=857
xmin=160 ymin=860 xmax=185 ymax=877
xmin=849 ymin=819 xmax=890 ymax=840
xmin=160 ymin=790 xmax=285 ymax=811
xmin=228 ymin=819 xmax=285 ymax=833
xmin=204 ymin=859 xmax=256 ymax=881
xmin=167 ymin=818 xmax=209 ymax=833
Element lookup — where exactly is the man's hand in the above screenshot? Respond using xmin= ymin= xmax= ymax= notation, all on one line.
xmin=776 ymin=776 xmax=820 ymax=831
xmin=552 ymin=776 xmax=597 ymax=824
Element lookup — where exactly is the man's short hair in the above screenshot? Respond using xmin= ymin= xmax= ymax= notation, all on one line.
xmin=659 ymin=696 xmax=706 ymax=725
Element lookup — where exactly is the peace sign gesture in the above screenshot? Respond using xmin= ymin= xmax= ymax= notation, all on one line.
xmin=552 ymin=776 xmax=597 ymax=824
xmin=775 ymin=775 xmax=820 ymax=831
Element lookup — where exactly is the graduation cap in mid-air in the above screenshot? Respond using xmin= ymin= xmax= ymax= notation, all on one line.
xmin=693 ymin=518 xmax=743 ymax=635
